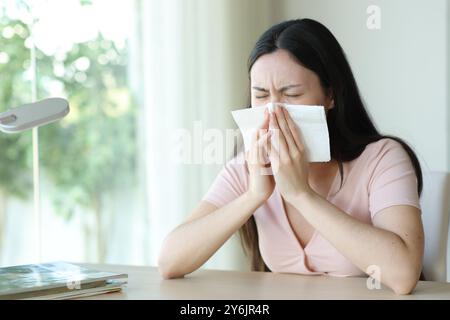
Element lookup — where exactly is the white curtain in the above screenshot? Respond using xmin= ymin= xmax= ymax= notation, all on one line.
xmin=134 ymin=0 xmax=276 ymax=270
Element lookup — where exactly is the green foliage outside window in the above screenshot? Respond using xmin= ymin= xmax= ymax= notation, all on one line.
xmin=0 ymin=11 xmax=137 ymax=261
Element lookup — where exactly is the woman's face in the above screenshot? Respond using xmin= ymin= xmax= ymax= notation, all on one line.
xmin=250 ymin=49 xmax=333 ymax=109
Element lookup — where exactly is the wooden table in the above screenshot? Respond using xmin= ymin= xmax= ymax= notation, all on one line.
xmin=77 ymin=264 xmax=450 ymax=300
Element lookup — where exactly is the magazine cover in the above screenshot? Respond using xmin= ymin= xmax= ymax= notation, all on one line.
xmin=0 ymin=262 xmax=127 ymax=298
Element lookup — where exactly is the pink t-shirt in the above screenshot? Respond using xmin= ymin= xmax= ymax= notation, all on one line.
xmin=202 ymin=138 xmax=421 ymax=277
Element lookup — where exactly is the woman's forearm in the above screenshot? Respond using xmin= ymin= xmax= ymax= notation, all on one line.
xmin=158 ymin=192 xmax=264 ymax=279
xmin=291 ymin=192 xmax=421 ymax=294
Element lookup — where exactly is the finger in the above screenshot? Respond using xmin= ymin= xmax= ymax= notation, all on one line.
xmin=283 ymin=107 xmax=305 ymax=152
xmin=275 ymin=105 xmax=297 ymax=153
xmin=269 ymin=111 xmax=289 ymax=161
xmin=247 ymin=128 xmax=260 ymax=166
xmin=249 ymin=111 xmax=269 ymax=164
xmin=265 ymin=134 xmax=280 ymax=172
xmin=257 ymin=129 xmax=271 ymax=165
xmin=265 ymin=128 xmax=272 ymax=166
xmin=257 ymin=128 xmax=267 ymax=164
xmin=259 ymin=109 xmax=270 ymax=130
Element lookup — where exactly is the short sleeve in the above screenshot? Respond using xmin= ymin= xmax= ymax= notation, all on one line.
xmin=201 ymin=153 xmax=248 ymax=208
xmin=368 ymin=139 xmax=421 ymax=218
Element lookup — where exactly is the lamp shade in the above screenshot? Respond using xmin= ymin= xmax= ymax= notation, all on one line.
xmin=0 ymin=98 xmax=70 ymax=133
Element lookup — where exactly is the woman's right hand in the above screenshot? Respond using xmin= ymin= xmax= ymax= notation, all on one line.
xmin=245 ymin=109 xmax=275 ymax=203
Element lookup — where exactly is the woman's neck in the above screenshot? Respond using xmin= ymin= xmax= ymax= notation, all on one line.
xmin=309 ymin=160 xmax=338 ymax=176
xmin=308 ymin=160 xmax=339 ymax=196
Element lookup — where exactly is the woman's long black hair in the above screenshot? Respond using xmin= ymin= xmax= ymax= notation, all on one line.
xmin=239 ymin=18 xmax=423 ymax=273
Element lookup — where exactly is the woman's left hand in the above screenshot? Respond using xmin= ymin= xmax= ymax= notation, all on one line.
xmin=266 ymin=104 xmax=312 ymax=204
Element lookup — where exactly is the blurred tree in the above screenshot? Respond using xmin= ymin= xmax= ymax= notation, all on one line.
xmin=0 ymin=12 xmax=137 ymax=262
xmin=38 ymin=36 xmax=137 ymax=261
xmin=0 ymin=19 xmax=34 ymax=256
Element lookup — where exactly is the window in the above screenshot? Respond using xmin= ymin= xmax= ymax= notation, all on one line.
xmin=0 ymin=0 xmax=148 ymax=265
xmin=1 ymin=0 xmax=254 ymax=271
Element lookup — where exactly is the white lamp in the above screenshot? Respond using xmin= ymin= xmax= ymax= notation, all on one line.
xmin=0 ymin=97 xmax=70 ymax=133
xmin=0 ymin=97 xmax=69 ymax=263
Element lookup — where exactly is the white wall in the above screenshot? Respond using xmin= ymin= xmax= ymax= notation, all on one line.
xmin=272 ymin=0 xmax=450 ymax=173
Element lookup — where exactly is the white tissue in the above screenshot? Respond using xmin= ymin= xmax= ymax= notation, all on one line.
xmin=267 ymin=102 xmax=276 ymax=114
xmin=231 ymin=103 xmax=331 ymax=162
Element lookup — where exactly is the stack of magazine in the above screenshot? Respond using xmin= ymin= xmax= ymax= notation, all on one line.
xmin=0 ymin=262 xmax=128 ymax=300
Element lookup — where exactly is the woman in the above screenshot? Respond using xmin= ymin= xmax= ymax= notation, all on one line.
xmin=158 ymin=19 xmax=424 ymax=295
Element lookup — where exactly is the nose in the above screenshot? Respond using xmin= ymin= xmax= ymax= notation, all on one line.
xmin=269 ymin=92 xmax=287 ymax=105
xmin=269 ymin=91 xmax=281 ymax=103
